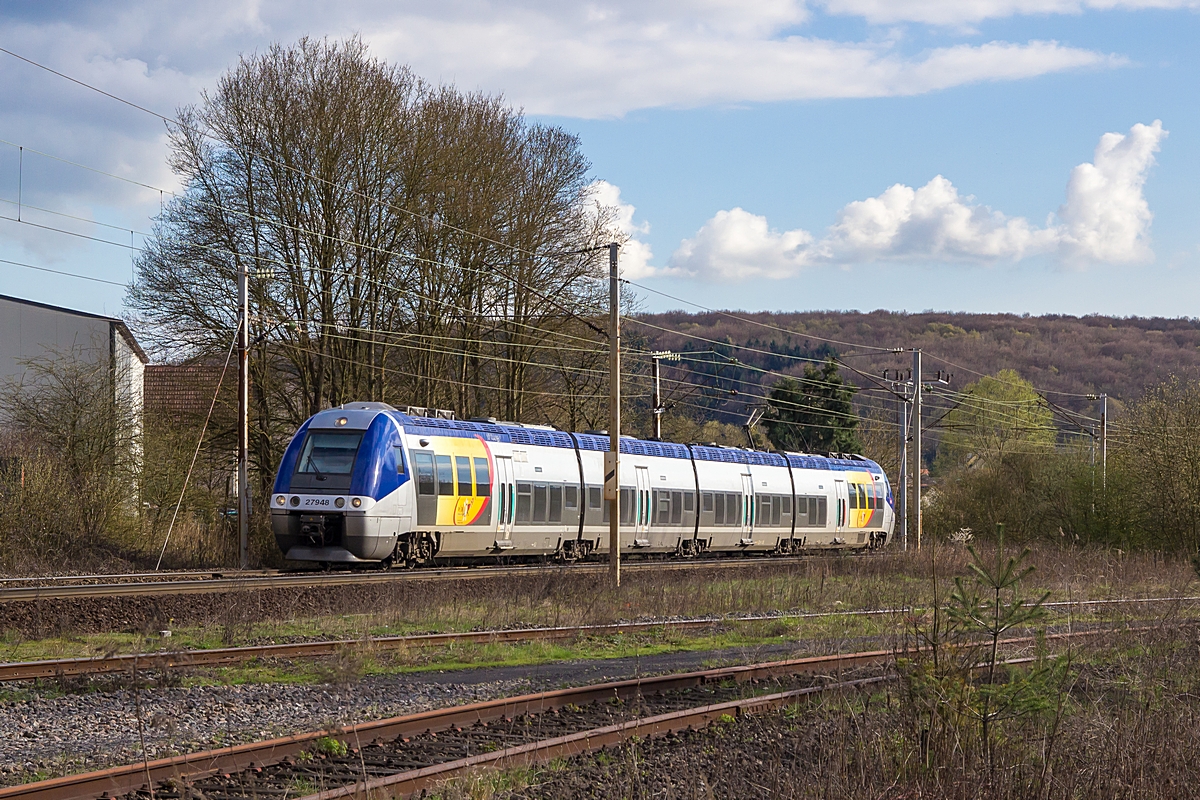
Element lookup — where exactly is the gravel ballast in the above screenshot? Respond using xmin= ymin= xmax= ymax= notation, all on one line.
xmin=0 ymin=642 xmax=814 ymax=786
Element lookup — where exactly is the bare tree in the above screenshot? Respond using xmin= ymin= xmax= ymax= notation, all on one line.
xmin=129 ymin=38 xmax=621 ymax=499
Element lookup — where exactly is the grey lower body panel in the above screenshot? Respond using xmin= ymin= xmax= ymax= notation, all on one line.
xmin=284 ymin=545 xmax=373 ymax=563
xmin=273 ymin=510 xmax=398 ymax=562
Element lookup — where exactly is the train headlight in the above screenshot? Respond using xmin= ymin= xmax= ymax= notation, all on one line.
xmin=335 ymin=497 xmax=345 ymax=508
xmin=336 ymin=417 xmax=348 ymax=427
xmin=351 ymin=497 xmax=362 ymax=508
xmin=290 ymin=496 xmax=300 ymax=507
xmin=275 ymin=495 xmax=285 ymax=507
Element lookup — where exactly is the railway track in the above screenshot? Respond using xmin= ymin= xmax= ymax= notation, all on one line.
xmin=0 ymin=555 xmax=884 ymax=604
xmin=0 ymin=649 xmax=895 ymax=800
xmin=0 ymin=626 xmax=1115 ymax=800
xmin=0 ymin=594 xmax=1193 ymax=683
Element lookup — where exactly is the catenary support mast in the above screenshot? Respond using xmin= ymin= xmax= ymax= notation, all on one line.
xmin=237 ymin=260 xmax=250 ymax=570
xmin=912 ymin=348 xmax=922 ymax=551
xmin=606 ymin=243 xmax=621 ymax=588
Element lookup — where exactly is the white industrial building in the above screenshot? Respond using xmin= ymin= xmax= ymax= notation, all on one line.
xmin=0 ymin=294 xmax=148 ymax=426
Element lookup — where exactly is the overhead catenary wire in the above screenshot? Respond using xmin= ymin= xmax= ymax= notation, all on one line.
xmin=622 ymin=278 xmax=897 ymax=354
xmin=0 ymin=49 xmax=616 ymax=338
xmin=0 ymin=256 xmax=127 ymax=287
xmin=0 ymin=209 xmax=610 ymax=352
xmin=0 ymin=101 xmax=1106 ymax=433
xmin=284 ymin=342 xmax=651 ymax=402
xmin=0 ymin=133 xmax=1091 ymax=422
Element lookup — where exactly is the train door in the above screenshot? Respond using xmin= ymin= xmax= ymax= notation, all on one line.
xmin=634 ymin=466 xmax=651 ymax=545
xmin=494 ymin=456 xmax=515 ymax=546
xmin=834 ymin=479 xmax=849 ymax=538
xmin=740 ymin=473 xmax=754 ymax=543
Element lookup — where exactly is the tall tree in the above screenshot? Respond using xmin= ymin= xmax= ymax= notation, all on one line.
xmin=935 ymin=369 xmax=1054 ymax=473
xmin=762 ymin=359 xmax=861 ymax=454
xmin=128 ymin=38 xmax=621 ymax=493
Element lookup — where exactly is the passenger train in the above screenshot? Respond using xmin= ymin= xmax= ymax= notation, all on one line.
xmin=271 ymin=403 xmax=895 ymax=567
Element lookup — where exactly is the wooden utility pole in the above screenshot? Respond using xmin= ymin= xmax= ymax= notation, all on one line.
xmin=606 ymin=243 xmax=621 ymax=588
xmin=237 ymin=260 xmax=250 ymax=570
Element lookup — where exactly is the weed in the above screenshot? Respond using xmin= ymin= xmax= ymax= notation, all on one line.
xmin=314 ymin=736 xmax=348 ymax=758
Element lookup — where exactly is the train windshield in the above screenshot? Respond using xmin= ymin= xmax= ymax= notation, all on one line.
xmin=296 ymin=431 xmax=363 ymax=478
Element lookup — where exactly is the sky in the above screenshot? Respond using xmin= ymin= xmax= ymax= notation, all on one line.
xmin=0 ymin=1 xmax=1198 ymax=320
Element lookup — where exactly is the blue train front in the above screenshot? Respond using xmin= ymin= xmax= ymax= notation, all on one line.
xmin=272 ymin=403 xmax=895 ymax=567
xmin=272 ymin=403 xmax=415 ymax=565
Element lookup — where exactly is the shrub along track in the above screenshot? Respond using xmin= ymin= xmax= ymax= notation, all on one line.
xmin=0 ymin=627 xmax=1144 ymax=800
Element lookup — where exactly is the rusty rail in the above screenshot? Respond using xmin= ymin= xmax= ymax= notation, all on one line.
xmin=0 ymin=557 xmax=875 ymax=604
xmin=0 ymin=649 xmax=892 ymax=800
xmin=0 ymin=611 xmax=907 ymax=682
xmin=302 ymin=675 xmax=894 ymax=800
xmin=3 ymin=593 xmax=1195 ymax=683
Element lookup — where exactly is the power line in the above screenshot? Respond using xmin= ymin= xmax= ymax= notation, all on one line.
xmin=1 ymin=210 xmax=608 ymax=351
xmin=0 ymin=256 xmax=126 ymax=287
xmin=623 ymin=278 xmax=896 ymax=354
xmin=0 ymin=46 xmax=613 ymax=336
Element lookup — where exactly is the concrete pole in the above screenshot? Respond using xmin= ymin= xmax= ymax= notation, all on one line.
xmin=606 ymin=243 xmax=621 ymax=588
xmin=237 ymin=260 xmax=250 ymax=570
xmin=912 ymin=349 xmax=922 ymax=551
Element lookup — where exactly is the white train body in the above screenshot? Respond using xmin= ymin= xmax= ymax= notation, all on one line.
xmin=271 ymin=403 xmax=894 ymax=565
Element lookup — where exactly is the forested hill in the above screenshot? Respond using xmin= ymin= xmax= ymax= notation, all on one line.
xmin=634 ymin=309 xmax=1200 ymax=418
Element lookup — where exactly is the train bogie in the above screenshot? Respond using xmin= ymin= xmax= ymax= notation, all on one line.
xmin=270 ymin=403 xmax=894 ymax=567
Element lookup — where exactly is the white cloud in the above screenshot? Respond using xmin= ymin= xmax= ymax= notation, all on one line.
xmin=669 ymin=208 xmax=814 ymax=280
xmin=1057 ymin=120 xmax=1166 ymax=263
xmin=585 ymin=180 xmax=660 ymax=279
xmin=821 ymin=0 xmax=1200 ymax=27
xmin=669 ymin=121 xmax=1167 ymax=280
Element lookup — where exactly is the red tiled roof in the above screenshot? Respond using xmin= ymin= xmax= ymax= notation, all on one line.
xmin=144 ymin=364 xmax=233 ymax=418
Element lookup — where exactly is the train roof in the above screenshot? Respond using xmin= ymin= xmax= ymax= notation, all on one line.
xmin=313 ymin=404 xmax=884 ymax=474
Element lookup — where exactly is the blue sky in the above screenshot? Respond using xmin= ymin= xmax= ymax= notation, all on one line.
xmin=0 ymin=1 xmax=1197 ymax=318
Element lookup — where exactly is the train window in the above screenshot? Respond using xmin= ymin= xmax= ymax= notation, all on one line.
xmin=656 ymin=491 xmax=670 ymax=524
xmin=756 ymin=496 xmax=769 ymax=526
xmin=817 ymin=497 xmax=828 ymax=526
xmin=782 ymin=496 xmax=791 ymax=516
xmin=671 ymin=491 xmax=683 ymax=524
xmin=684 ymin=492 xmax=694 ymax=512
xmin=473 ymin=458 xmax=490 ymax=496
xmin=498 ymin=484 xmax=506 ymax=523
xmin=414 ymin=451 xmax=435 ymax=495
xmin=516 ymin=483 xmax=533 ymax=522
xmin=435 ymin=455 xmax=454 ymax=496
xmin=702 ymin=492 xmax=713 ymax=513
xmin=588 ymin=486 xmax=602 ymax=510
xmin=297 ymin=431 xmax=363 ymax=475
xmin=564 ymin=485 xmax=578 ymax=509
xmin=728 ymin=494 xmax=741 ymax=525
xmin=620 ymin=488 xmax=634 ymax=525
xmin=714 ymin=492 xmax=725 ymax=525
xmin=394 ymin=446 xmax=406 ymax=475
xmin=533 ymin=484 xmax=548 ymax=521
xmin=549 ymin=485 xmax=563 ymax=522
xmin=772 ymin=496 xmax=782 ymax=526
xmin=456 ymin=457 xmax=472 ymax=495
xmin=848 ymin=486 xmax=858 ymax=509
